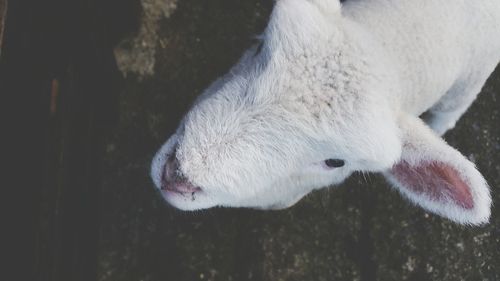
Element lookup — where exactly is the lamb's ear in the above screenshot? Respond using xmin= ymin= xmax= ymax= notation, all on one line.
xmin=306 ymin=0 xmax=341 ymax=15
xmin=267 ymin=0 xmax=341 ymax=47
xmin=274 ymin=0 xmax=340 ymax=14
xmin=383 ymin=114 xmax=491 ymax=225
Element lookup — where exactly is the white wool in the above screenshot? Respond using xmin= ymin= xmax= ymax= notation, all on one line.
xmin=151 ymin=0 xmax=499 ymax=224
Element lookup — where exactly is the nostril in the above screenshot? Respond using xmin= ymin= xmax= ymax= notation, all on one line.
xmin=169 ymin=153 xmax=180 ymax=171
xmin=160 ymin=162 xmax=169 ymax=191
xmin=165 ymin=154 xmax=185 ymax=182
xmin=160 ymin=153 xmax=177 ymax=190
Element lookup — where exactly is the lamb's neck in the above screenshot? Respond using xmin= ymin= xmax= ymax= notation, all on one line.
xmin=339 ymin=18 xmax=405 ymax=113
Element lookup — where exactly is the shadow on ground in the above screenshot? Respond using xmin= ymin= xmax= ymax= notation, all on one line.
xmin=99 ymin=1 xmax=500 ymax=280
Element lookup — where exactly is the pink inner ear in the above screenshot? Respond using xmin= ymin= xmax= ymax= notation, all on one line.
xmin=391 ymin=161 xmax=474 ymax=209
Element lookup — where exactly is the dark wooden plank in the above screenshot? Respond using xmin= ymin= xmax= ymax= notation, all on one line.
xmin=0 ymin=0 xmax=6 ymax=56
xmin=1 ymin=1 xmax=137 ymax=281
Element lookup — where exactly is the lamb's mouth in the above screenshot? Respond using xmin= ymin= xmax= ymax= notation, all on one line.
xmin=161 ymin=167 xmax=203 ymax=198
xmin=159 ymin=184 xmax=215 ymax=210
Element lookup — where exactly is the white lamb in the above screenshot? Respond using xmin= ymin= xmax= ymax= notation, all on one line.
xmin=151 ymin=0 xmax=500 ymax=225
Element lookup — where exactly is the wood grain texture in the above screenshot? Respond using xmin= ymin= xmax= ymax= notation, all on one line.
xmin=0 ymin=0 xmax=6 ymax=56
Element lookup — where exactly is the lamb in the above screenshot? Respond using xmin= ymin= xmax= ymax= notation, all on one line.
xmin=151 ymin=0 xmax=500 ymax=225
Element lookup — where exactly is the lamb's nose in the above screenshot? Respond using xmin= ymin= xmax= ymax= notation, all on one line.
xmin=166 ymin=154 xmax=182 ymax=180
xmin=161 ymin=154 xmax=201 ymax=193
xmin=161 ymin=154 xmax=182 ymax=187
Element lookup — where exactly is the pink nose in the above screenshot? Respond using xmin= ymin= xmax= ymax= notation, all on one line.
xmin=161 ymin=154 xmax=201 ymax=194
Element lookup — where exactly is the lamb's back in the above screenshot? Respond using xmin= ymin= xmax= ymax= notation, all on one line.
xmin=343 ymin=0 xmax=500 ymax=115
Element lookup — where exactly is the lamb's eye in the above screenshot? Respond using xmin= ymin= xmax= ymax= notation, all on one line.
xmin=324 ymin=159 xmax=345 ymax=168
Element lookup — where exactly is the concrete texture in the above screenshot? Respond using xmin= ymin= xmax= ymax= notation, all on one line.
xmin=100 ymin=1 xmax=500 ymax=280
xmin=115 ymin=0 xmax=178 ymax=77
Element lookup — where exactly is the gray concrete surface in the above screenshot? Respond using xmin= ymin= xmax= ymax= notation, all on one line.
xmin=99 ymin=1 xmax=500 ymax=280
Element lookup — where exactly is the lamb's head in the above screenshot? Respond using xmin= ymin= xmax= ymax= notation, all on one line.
xmin=151 ymin=0 xmax=402 ymax=211
xmin=151 ymin=0 xmax=492 ymax=225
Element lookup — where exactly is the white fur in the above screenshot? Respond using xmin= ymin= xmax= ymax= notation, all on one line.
xmin=151 ymin=0 xmax=499 ymax=224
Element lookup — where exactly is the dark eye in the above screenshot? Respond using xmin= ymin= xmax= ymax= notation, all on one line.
xmin=324 ymin=159 xmax=345 ymax=168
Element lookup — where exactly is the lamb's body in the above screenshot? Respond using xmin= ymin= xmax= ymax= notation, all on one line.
xmin=343 ymin=0 xmax=500 ymax=134
xmin=152 ymin=0 xmax=497 ymax=225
